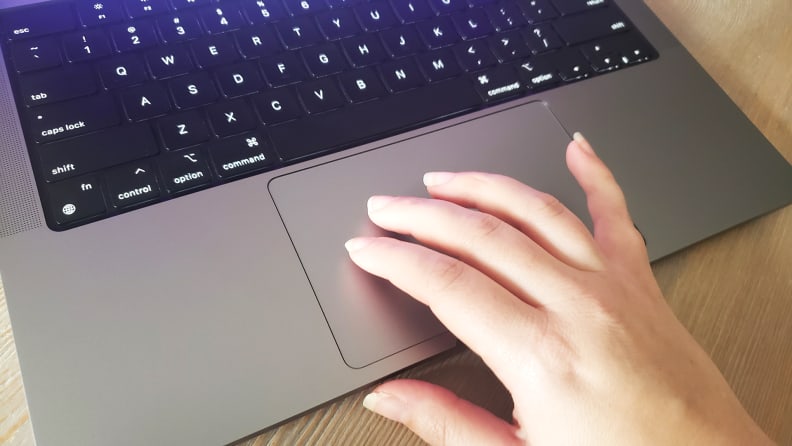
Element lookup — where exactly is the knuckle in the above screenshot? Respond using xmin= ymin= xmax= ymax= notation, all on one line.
xmin=533 ymin=192 xmax=567 ymax=219
xmin=427 ymin=256 xmax=467 ymax=294
xmin=468 ymin=212 xmax=504 ymax=240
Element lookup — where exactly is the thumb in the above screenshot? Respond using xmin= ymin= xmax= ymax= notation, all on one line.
xmin=363 ymin=379 xmax=522 ymax=446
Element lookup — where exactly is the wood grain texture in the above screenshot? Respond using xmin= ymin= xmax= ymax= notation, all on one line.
xmin=2 ymin=1 xmax=791 ymax=445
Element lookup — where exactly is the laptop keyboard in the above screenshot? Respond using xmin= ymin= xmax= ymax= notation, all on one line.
xmin=0 ymin=0 xmax=656 ymax=230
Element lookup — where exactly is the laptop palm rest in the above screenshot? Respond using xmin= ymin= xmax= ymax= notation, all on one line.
xmin=268 ymin=101 xmax=585 ymax=368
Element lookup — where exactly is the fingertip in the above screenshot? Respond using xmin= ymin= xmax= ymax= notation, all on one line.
xmin=423 ymin=171 xmax=456 ymax=188
xmin=364 ymin=380 xmax=523 ymax=446
xmin=363 ymin=391 xmax=407 ymax=423
xmin=344 ymin=237 xmax=375 ymax=253
xmin=572 ymin=131 xmax=595 ymax=155
xmin=367 ymin=195 xmax=395 ymax=213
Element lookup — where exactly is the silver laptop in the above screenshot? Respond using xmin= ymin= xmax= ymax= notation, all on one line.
xmin=1 ymin=0 xmax=791 ymax=445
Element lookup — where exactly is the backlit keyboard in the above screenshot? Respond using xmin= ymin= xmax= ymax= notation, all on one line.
xmin=0 ymin=0 xmax=657 ymax=230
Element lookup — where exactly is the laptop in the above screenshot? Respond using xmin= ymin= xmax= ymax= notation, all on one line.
xmin=1 ymin=0 xmax=791 ymax=444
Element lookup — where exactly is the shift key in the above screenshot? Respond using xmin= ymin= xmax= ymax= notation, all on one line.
xmin=39 ymin=124 xmax=159 ymax=182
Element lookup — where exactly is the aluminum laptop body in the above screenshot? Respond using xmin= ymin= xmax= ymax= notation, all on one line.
xmin=1 ymin=1 xmax=791 ymax=445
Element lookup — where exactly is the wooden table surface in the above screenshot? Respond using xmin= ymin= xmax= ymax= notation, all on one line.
xmin=2 ymin=1 xmax=791 ymax=445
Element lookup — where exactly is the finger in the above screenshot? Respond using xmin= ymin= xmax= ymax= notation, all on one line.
xmin=422 ymin=171 xmax=604 ymax=271
xmin=363 ymin=379 xmax=522 ymax=446
xmin=565 ymin=133 xmax=647 ymax=262
xmin=346 ymin=236 xmax=542 ymax=381
xmin=365 ymin=195 xmax=581 ymax=308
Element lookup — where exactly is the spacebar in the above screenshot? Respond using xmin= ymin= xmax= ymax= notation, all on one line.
xmin=268 ymin=78 xmax=482 ymax=162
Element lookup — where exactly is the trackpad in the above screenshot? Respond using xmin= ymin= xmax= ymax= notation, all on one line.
xmin=268 ymin=102 xmax=584 ymax=368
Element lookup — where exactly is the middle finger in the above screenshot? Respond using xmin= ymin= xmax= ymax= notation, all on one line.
xmin=366 ymin=195 xmax=582 ymax=308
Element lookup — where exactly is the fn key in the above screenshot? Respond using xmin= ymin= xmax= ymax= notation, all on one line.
xmin=46 ymin=176 xmax=106 ymax=226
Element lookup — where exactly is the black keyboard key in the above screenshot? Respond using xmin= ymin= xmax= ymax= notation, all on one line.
xmin=199 ymin=5 xmax=245 ymax=34
xmin=342 ymin=35 xmax=390 ymax=67
xmin=339 ymin=68 xmax=387 ymax=103
xmin=276 ymin=16 xmax=323 ymax=49
xmin=587 ymin=51 xmax=620 ymax=72
xmin=416 ymin=16 xmax=460 ymax=49
xmin=207 ymin=99 xmax=258 ymax=137
xmin=302 ymin=43 xmax=349 ymax=77
xmin=524 ymin=24 xmax=563 ymax=53
xmin=390 ymin=0 xmax=433 ymax=23
xmin=171 ymin=0 xmax=212 ymax=10
xmin=157 ymin=12 xmax=204 ymax=43
xmin=122 ymin=83 xmax=172 ymax=121
xmin=418 ymin=49 xmax=462 ymax=82
xmin=252 ymin=88 xmax=304 ymax=124
xmin=489 ymin=30 xmax=531 ymax=61
xmin=235 ymin=26 xmax=282 ymax=59
xmin=106 ymin=162 xmax=161 ymax=208
xmin=380 ymin=26 xmax=424 ymax=58
xmin=316 ymin=9 xmax=362 ymax=40
xmin=468 ymin=0 xmax=500 ymax=6
xmin=550 ymin=0 xmax=607 ymax=16
xmin=30 ymin=94 xmax=121 ymax=143
xmin=556 ymin=50 xmax=592 ymax=81
xmin=618 ymin=40 xmax=653 ymax=65
xmin=284 ymin=0 xmax=329 ymax=16
xmin=268 ymin=77 xmax=480 ymax=161
xmin=260 ymin=52 xmax=310 ymax=86
xmin=428 ymin=0 xmax=467 ymax=14
xmin=2 ymin=2 xmax=77 ymax=41
xmin=355 ymin=2 xmax=399 ymax=32
xmin=553 ymin=6 xmax=630 ymax=45
xmin=39 ymin=124 xmax=159 ymax=182
xmin=124 ymin=0 xmax=171 ymax=19
xmin=216 ymin=62 xmax=265 ymax=97
xmin=45 ymin=175 xmax=106 ymax=226
xmin=77 ymin=1 xmax=125 ymax=27
xmin=63 ymin=30 xmax=113 ymax=62
xmin=485 ymin=3 xmax=526 ymax=31
xmin=98 ymin=54 xmax=149 ymax=89
xmin=10 ymin=37 xmax=62 ymax=73
xmin=517 ymin=0 xmax=558 ymax=23
xmin=515 ymin=55 xmax=559 ymax=90
xmin=146 ymin=45 xmax=195 ymax=79
xmin=191 ymin=35 xmax=241 ymax=68
xmin=471 ymin=64 xmax=523 ymax=101
xmin=112 ymin=21 xmax=160 ymax=51
xmin=327 ymin=0 xmax=367 ymax=6
xmin=296 ymin=78 xmax=347 ymax=114
xmin=453 ymin=9 xmax=495 ymax=40
xmin=157 ymin=110 xmax=211 ymax=149
xmin=580 ymin=32 xmax=653 ymax=71
xmin=19 ymin=65 xmax=97 ymax=107
xmin=159 ymin=149 xmax=213 ymax=193
xmin=240 ymin=0 xmax=288 ymax=24
xmin=453 ymin=39 xmax=497 ymax=71
xmin=379 ymin=57 xmax=426 ymax=92
xmin=169 ymin=72 xmax=220 ymax=108
xmin=209 ymin=132 xmax=276 ymax=178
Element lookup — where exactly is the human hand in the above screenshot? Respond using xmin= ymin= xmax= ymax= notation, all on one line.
xmin=345 ymin=133 xmax=774 ymax=446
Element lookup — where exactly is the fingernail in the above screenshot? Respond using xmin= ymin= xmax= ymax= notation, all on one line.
xmin=363 ymin=391 xmax=407 ymax=422
xmin=345 ymin=237 xmax=373 ymax=252
xmin=367 ymin=195 xmax=394 ymax=213
xmin=572 ymin=132 xmax=595 ymax=155
xmin=423 ymin=171 xmax=455 ymax=187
